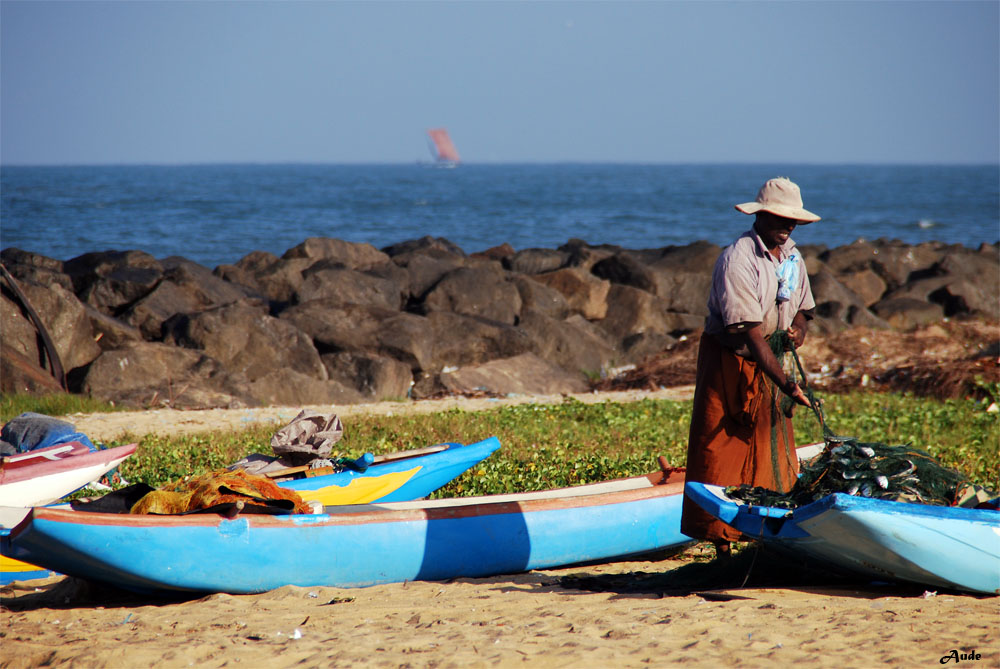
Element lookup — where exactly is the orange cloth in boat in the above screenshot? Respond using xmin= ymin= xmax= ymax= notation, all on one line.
xmin=130 ymin=469 xmax=312 ymax=515
xmin=681 ymin=333 xmax=799 ymax=543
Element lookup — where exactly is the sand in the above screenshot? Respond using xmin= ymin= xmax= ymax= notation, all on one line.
xmin=65 ymin=387 xmax=697 ymax=444
xmin=3 ymin=552 xmax=997 ymax=669
xmin=3 ymin=388 xmax=998 ymax=667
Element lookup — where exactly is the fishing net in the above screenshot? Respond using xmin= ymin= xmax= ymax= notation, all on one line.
xmin=725 ymin=330 xmax=996 ymax=509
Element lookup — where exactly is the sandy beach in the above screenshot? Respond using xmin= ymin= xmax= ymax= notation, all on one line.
xmin=2 ymin=388 xmax=998 ymax=668
xmin=3 ymin=549 xmax=997 ymax=669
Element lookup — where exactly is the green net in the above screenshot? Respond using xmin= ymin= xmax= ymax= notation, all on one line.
xmin=726 ymin=330 xmax=997 ymax=509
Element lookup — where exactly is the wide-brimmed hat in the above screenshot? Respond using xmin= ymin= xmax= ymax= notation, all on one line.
xmin=735 ymin=177 xmax=820 ymax=223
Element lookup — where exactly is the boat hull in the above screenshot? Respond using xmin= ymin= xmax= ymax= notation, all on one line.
xmin=0 ymin=443 xmax=137 ymax=507
xmin=12 ymin=470 xmax=691 ymax=594
xmin=685 ymin=482 xmax=1000 ymax=595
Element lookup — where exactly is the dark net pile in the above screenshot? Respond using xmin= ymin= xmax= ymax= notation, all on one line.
xmin=727 ymin=436 xmax=992 ymax=509
xmin=725 ymin=331 xmax=997 ymax=510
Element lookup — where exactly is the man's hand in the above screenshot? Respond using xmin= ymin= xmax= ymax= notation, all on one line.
xmin=785 ymin=380 xmax=811 ymax=407
xmin=787 ymin=311 xmax=809 ymax=349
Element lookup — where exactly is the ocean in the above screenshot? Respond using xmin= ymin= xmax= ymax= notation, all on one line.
xmin=1 ymin=164 xmax=997 ymax=270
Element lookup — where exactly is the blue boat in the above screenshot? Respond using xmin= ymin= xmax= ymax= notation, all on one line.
xmin=1 ymin=438 xmax=500 ymax=585
xmin=685 ymin=481 xmax=1000 ymax=595
xmin=274 ymin=437 xmax=501 ymax=505
xmin=10 ymin=467 xmax=691 ymax=594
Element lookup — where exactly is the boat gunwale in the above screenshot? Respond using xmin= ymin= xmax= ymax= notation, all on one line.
xmin=691 ymin=482 xmax=1000 ymax=526
xmin=17 ymin=470 xmax=686 ymax=533
xmin=0 ymin=443 xmax=137 ymax=485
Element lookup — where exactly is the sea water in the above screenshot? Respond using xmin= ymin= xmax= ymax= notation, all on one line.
xmin=1 ymin=163 xmax=997 ymax=269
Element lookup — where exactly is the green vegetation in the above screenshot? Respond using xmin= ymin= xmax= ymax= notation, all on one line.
xmin=0 ymin=392 xmax=122 ymax=422
xmin=10 ymin=392 xmax=983 ymax=496
xmin=3 ymin=390 xmax=996 ymax=496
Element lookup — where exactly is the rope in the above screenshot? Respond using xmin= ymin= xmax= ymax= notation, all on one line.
xmin=727 ymin=329 xmax=995 ymax=508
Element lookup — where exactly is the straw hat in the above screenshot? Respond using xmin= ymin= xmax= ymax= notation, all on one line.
xmin=735 ymin=177 xmax=820 ymax=223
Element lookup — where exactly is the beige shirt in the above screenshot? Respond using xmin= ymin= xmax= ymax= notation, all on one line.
xmin=704 ymin=228 xmax=815 ymax=337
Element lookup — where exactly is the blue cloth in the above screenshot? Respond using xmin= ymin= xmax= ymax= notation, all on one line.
xmin=775 ymin=253 xmax=800 ymax=303
xmin=0 ymin=412 xmax=97 ymax=453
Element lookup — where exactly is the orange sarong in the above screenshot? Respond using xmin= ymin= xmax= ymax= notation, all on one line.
xmin=680 ymin=332 xmax=799 ymax=543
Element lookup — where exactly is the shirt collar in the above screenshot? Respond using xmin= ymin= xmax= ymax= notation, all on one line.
xmin=748 ymin=227 xmax=795 ymax=263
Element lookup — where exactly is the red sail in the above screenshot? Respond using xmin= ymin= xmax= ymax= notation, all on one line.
xmin=427 ymin=128 xmax=460 ymax=163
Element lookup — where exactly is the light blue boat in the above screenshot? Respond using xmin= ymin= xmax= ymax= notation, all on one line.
xmin=1 ymin=438 xmax=500 ymax=585
xmin=685 ymin=481 xmax=1000 ymax=595
xmin=10 ymin=467 xmax=691 ymax=594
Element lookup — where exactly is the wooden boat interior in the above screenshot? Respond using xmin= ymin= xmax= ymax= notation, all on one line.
xmin=324 ymin=468 xmax=684 ymax=514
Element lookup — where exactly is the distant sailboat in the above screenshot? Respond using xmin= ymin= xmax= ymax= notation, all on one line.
xmin=426 ymin=128 xmax=460 ymax=167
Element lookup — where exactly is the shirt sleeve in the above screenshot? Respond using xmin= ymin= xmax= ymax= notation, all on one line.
xmin=795 ymin=258 xmax=816 ymax=313
xmin=714 ymin=248 xmax=763 ymax=327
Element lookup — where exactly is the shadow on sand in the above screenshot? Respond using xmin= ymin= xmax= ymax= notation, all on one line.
xmin=556 ymin=544 xmax=934 ymax=600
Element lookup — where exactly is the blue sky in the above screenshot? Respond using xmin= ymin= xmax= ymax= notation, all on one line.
xmin=2 ymin=1 xmax=997 ymax=165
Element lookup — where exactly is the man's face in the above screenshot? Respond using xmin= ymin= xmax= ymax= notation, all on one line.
xmin=755 ymin=211 xmax=801 ymax=249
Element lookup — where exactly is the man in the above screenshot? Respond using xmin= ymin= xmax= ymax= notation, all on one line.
xmin=681 ymin=177 xmax=818 ymax=557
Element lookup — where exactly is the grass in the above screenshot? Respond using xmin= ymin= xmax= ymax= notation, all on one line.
xmin=5 ymin=390 xmax=993 ymax=496
xmin=0 ymin=393 xmax=123 ymax=421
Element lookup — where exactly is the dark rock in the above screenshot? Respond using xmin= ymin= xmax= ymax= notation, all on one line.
xmin=1 ymin=342 xmax=65 ymax=395
xmin=591 ymin=253 xmax=658 ymax=293
xmin=161 ymin=256 xmax=256 ymax=305
xmin=79 ymin=341 xmax=255 ymax=409
xmin=82 ymin=303 xmax=144 ymax=350
xmin=78 ymin=266 xmax=163 ymax=313
xmin=221 ymin=254 xmax=312 ymax=305
xmin=382 ymin=236 xmax=466 ymax=258
xmin=883 ymin=276 xmax=999 ymax=320
xmin=296 ymin=262 xmax=404 ymax=310
xmin=116 ymin=258 xmax=257 ymax=340
xmin=321 ymin=351 xmax=413 ymax=401
xmin=390 ymin=250 xmax=467 ymax=301
xmin=621 ymin=331 xmax=678 ymax=362
xmin=870 ymin=297 xmax=946 ymax=331
xmin=1 ymin=279 xmax=102 ymax=373
xmin=473 ymin=243 xmax=516 ymax=263
xmin=808 ymin=267 xmax=890 ymax=332
xmin=598 ymin=284 xmax=676 ymax=342
xmin=282 ymin=237 xmax=390 ymax=270
xmin=1 ymin=286 xmax=42 ymax=367
xmin=422 ymin=266 xmax=522 ymax=325
xmin=374 ymin=312 xmax=437 ymax=372
xmin=162 ymin=300 xmax=327 ymax=383
xmin=0 ymin=248 xmax=65 ymax=273
xmin=529 ymin=267 xmax=610 ymax=320
xmin=820 ymin=240 xmax=942 ymax=291
xmin=651 ymin=271 xmax=713 ymax=316
xmin=518 ymin=309 xmax=617 ymax=375
xmin=426 ymin=311 xmax=535 ymax=371
xmin=246 ymin=368 xmax=364 ymax=407
xmin=432 ymin=352 xmax=590 ymax=397
xmin=279 ymin=300 xmax=398 ymax=353
xmin=510 ymin=275 xmax=572 ymax=319
xmin=645 ymin=241 xmax=723 ymax=274
xmin=506 ymin=248 xmax=570 ymax=275
xmin=120 ymin=280 xmax=204 ymax=341
xmin=836 ymin=268 xmax=887 ymax=307
xmin=63 ymin=250 xmax=163 ymax=295
xmin=0 ymin=249 xmax=74 ymax=292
